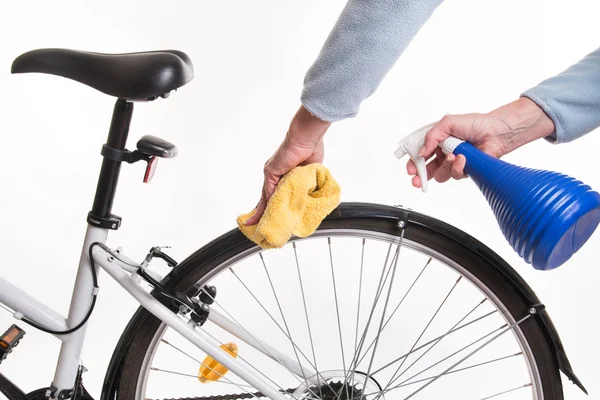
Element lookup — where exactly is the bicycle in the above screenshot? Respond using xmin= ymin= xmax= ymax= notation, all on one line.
xmin=0 ymin=48 xmax=588 ymax=400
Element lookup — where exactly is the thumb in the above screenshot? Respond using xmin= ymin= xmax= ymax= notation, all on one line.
xmin=244 ymin=173 xmax=280 ymax=226
xmin=245 ymin=194 xmax=266 ymax=226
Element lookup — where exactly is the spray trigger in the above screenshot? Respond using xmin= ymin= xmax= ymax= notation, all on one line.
xmin=394 ymin=122 xmax=436 ymax=192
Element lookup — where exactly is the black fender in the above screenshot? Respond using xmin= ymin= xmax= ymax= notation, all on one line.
xmin=101 ymin=202 xmax=586 ymax=397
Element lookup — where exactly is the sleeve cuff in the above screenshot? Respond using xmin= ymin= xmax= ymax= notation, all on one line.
xmin=520 ymin=91 xmax=563 ymax=144
xmin=300 ymin=96 xmax=356 ymax=123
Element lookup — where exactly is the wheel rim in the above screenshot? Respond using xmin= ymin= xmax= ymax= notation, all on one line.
xmin=135 ymin=229 xmax=544 ymax=400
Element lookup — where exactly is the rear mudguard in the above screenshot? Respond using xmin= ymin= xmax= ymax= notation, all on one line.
xmin=101 ymin=202 xmax=586 ymax=397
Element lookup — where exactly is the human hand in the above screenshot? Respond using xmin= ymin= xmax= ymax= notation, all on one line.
xmin=245 ymin=105 xmax=330 ymax=226
xmin=407 ymin=97 xmax=555 ymax=189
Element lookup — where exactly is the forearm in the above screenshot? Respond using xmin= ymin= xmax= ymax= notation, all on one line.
xmin=521 ymin=46 xmax=600 ymax=143
xmin=286 ymin=106 xmax=331 ymax=148
xmin=489 ymin=97 xmax=555 ymax=154
xmin=301 ymin=0 xmax=444 ymax=122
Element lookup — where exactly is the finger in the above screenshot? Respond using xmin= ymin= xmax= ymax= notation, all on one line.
xmin=245 ymin=166 xmax=282 ymax=225
xmin=248 ymin=169 xmax=282 ymax=224
xmin=419 ymin=120 xmax=451 ymax=158
xmin=407 ymin=159 xmax=417 ymax=175
xmin=434 ymin=152 xmax=455 ymax=183
xmin=412 ymin=174 xmax=427 ymax=189
xmin=263 ymin=171 xmax=280 ymax=201
xmin=412 ymin=150 xmax=444 ymax=188
xmin=450 ymin=154 xmax=467 ymax=180
xmin=406 ymin=151 xmax=437 ymax=175
xmin=245 ymin=190 xmax=267 ymax=226
xmin=425 ymin=148 xmax=446 ymax=181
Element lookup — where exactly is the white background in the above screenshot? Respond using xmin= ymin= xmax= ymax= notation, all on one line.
xmin=1 ymin=0 xmax=599 ymax=398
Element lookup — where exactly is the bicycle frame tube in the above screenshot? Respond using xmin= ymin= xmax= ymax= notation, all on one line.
xmin=207 ymin=308 xmax=314 ymax=378
xmin=0 ymin=225 xmax=107 ymax=395
xmin=0 ymin=237 xmax=303 ymax=398
xmin=51 ymin=98 xmax=130 ymax=393
xmin=0 ymin=281 xmax=67 ymax=333
xmin=93 ymin=246 xmax=290 ymax=400
xmin=51 ymin=226 xmax=108 ymax=392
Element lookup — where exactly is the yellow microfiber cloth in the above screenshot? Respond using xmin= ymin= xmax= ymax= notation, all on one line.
xmin=237 ymin=163 xmax=341 ymax=249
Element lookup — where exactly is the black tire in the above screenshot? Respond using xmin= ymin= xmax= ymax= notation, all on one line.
xmin=101 ymin=203 xmax=564 ymax=400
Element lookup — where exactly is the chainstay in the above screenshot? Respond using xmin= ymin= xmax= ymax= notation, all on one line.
xmin=160 ymin=388 xmax=296 ymax=400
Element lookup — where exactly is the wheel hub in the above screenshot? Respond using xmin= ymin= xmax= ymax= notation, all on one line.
xmin=293 ymin=370 xmax=384 ymax=400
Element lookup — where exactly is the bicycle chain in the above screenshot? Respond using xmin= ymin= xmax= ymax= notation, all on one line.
xmin=160 ymin=388 xmax=296 ymax=400
xmin=160 ymin=380 xmax=364 ymax=400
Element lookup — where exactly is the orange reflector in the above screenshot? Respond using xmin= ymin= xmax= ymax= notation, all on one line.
xmin=198 ymin=342 xmax=238 ymax=383
xmin=1 ymin=325 xmax=24 ymax=346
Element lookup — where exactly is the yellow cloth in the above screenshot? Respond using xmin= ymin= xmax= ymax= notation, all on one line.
xmin=237 ymin=163 xmax=341 ymax=249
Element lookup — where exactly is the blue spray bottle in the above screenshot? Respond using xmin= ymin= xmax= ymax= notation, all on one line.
xmin=395 ymin=122 xmax=600 ymax=271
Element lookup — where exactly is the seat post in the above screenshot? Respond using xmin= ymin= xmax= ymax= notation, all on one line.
xmin=87 ymin=99 xmax=133 ymax=229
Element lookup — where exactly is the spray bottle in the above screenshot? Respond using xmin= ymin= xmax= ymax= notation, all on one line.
xmin=395 ymin=122 xmax=600 ymax=270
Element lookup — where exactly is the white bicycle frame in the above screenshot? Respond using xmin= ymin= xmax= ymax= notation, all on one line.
xmin=0 ymin=225 xmax=310 ymax=400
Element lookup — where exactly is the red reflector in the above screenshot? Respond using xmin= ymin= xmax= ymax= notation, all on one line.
xmin=144 ymin=156 xmax=158 ymax=183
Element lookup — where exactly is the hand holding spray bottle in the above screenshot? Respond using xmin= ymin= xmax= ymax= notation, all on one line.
xmin=395 ymin=122 xmax=600 ymax=270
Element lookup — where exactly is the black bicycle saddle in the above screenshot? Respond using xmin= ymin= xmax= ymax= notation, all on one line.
xmin=11 ymin=48 xmax=194 ymax=101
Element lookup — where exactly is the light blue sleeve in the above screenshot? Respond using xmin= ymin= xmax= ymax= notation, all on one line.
xmin=301 ymin=0 xmax=444 ymax=122
xmin=521 ymin=47 xmax=600 ymax=144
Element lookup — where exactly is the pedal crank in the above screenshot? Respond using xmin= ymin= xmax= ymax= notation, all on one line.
xmin=0 ymin=371 xmax=28 ymax=400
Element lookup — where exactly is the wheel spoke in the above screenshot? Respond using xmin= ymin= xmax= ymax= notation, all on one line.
xmin=359 ymin=232 xmax=404 ymax=400
xmin=480 ymin=383 xmax=532 ymax=399
xmin=393 ymin=325 xmax=506 ymax=390
xmin=335 ymin=243 xmax=394 ymax=400
xmin=347 ymin=244 xmax=394 ymax=374
xmin=150 ymin=367 xmax=254 ymax=389
xmin=370 ymin=309 xmax=499 ymax=377
xmin=328 ymin=237 xmax=347 ymax=374
xmin=260 ymin=252 xmax=308 ymax=380
xmin=161 ymin=338 xmax=203 ymax=364
xmin=231 ymin=252 xmax=332 ymax=389
xmin=228 ymin=247 xmax=337 ymax=399
xmin=355 ymin=257 xmax=431 ymax=367
xmin=354 ymin=239 xmax=366 ymax=358
xmin=228 ymin=267 xmax=316 ymax=377
xmin=158 ymin=339 xmax=256 ymax=390
xmin=259 ymin=253 xmax=330 ymax=400
xmin=328 ymin=237 xmax=350 ymax=400
xmin=394 ymin=352 xmax=523 ymax=388
xmin=199 ymin=288 xmax=304 ymax=399
xmin=377 ymin=275 xmax=463 ymax=399
xmin=332 ymin=243 xmax=396 ymax=400
xmin=391 ymin=298 xmax=488 ymax=380
xmin=401 ymin=312 xmax=534 ymax=399
xmin=293 ymin=241 xmax=324 ymax=398
xmin=348 ymin=239 xmax=366 ymax=400
xmin=364 ymin=351 xmax=525 ymax=398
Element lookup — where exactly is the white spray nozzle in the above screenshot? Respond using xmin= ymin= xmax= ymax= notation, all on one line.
xmin=394 ymin=122 xmax=436 ymax=192
xmin=394 ymin=121 xmax=464 ymax=193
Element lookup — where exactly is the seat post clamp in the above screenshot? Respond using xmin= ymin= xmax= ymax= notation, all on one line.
xmin=87 ymin=212 xmax=122 ymax=230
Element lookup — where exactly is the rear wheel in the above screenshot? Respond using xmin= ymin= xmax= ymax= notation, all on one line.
xmin=104 ymin=203 xmax=563 ymax=400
